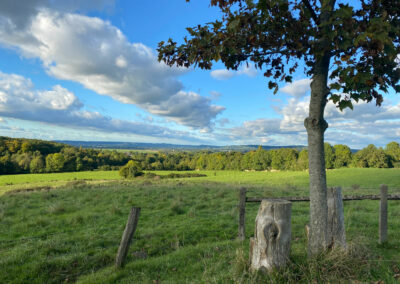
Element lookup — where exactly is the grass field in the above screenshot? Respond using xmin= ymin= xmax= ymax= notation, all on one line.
xmin=1 ymin=169 xmax=400 ymax=283
xmin=1 ymin=168 xmax=399 ymax=195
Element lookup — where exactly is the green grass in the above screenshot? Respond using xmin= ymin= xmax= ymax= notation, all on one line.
xmin=2 ymin=168 xmax=400 ymax=189
xmin=0 ymin=171 xmax=120 ymax=186
xmin=1 ymin=169 xmax=400 ymax=282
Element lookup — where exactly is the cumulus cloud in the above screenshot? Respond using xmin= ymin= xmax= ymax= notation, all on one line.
xmin=210 ymin=69 xmax=235 ymax=80
xmin=237 ymin=65 xmax=258 ymax=77
xmin=0 ymin=7 xmax=223 ymax=129
xmin=0 ymin=71 xmax=204 ymax=142
xmin=210 ymin=65 xmax=258 ymax=80
xmin=280 ymin=78 xmax=311 ymax=98
xmin=215 ymin=78 xmax=400 ymax=147
xmin=217 ymin=118 xmax=230 ymax=127
xmin=278 ymin=87 xmax=400 ymax=147
xmin=0 ymin=0 xmax=115 ymax=28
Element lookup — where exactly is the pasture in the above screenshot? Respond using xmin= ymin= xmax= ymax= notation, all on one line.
xmin=1 ymin=169 xmax=400 ymax=283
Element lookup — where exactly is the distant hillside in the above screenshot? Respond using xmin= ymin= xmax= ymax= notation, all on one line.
xmin=55 ymin=140 xmax=306 ymax=152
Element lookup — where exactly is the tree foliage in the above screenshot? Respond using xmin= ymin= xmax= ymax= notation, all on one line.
xmin=159 ymin=0 xmax=400 ymax=109
xmin=119 ymin=160 xmax=143 ymax=179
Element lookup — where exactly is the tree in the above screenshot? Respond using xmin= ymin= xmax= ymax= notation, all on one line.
xmin=324 ymin=143 xmax=335 ymax=169
xmin=45 ymin=153 xmax=65 ymax=172
xmin=30 ymin=155 xmax=45 ymax=173
xmin=333 ymin=144 xmax=352 ymax=168
xmin=385 ymin=141 xmax=400 ymax=167
xmin=352 ymin=144 xmax=389 ymax=168
xmin=158 ymin=0 xmax=400 ymax=254
xmin=119 ymin=160 xmax=143 ymax=179
xmin=296 ymin=149 xmax=309 ymax=170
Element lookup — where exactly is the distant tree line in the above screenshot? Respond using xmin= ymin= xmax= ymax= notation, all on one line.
xmin=1 ymin=136 xmax=399 ymax=175
xmin=0 ymin=137 xmax=129 ymax=174
xmin=129 ymin=142 xmax=400 ymax=171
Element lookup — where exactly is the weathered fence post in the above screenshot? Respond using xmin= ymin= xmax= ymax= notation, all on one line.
xmin=379 ymin=184 xmax=388 ymax=244
xmin=250 ymin=199 xmax=292 ymax=272
xmin=115 ymin=207 xmax=141 ymax=268
xmin=238 ymin=187 xmax=246 ymax=241
xmin=327 ymin=187 xmax=346 ymax=249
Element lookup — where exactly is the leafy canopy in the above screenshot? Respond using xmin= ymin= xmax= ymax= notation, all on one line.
xmin=158 ymin=0 xmax=400 ymax=110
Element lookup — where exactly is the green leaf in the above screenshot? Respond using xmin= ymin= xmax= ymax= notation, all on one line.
xmin=329 ymin=82 xmax=342 ymax=90
xmin=338 ymin=100 xmax=353 ymax=111
xmin=330 ymin=94 xmax=341 ymax=104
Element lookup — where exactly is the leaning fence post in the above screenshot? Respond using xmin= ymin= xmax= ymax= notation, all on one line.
xmin=238 ymin=187 xmax=246 ymax=241
xmin=379 ymin=184 xmax=388 ymax=244
xmin=115 ymin=207 xmax=141 ymax=268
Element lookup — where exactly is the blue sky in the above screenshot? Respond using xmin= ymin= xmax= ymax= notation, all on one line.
xmin=0 ymin=0 xmax=398 ymax=148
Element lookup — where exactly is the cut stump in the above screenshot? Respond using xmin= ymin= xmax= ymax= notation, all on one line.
xmin=250 ymin=199 xmax=292 ymax=272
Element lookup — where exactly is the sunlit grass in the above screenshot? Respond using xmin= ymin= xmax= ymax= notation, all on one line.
xmin=1 ymin=169 xmax=400 ymax=282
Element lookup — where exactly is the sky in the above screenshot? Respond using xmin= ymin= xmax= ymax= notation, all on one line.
xmin=0 ymin=0 xmax=399 ymax=148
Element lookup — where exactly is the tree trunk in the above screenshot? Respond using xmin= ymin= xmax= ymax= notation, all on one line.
xmin=305 ymin=0 xmax=336 ymax=256
xmin=305 ymin=54 xmax=331 ymax=255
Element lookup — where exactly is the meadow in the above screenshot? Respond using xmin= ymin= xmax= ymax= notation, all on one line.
xmin=1 ymin=168 xmax=400 ymax=283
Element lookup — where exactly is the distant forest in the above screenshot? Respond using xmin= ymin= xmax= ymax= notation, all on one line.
xmin=0 ymin=136 xmax=399 ymax=175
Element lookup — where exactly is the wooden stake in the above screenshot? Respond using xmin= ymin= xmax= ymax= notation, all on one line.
xmin=379 ymin=185 xmax=388 ymax=244
xmin=327 ymin=187 xmax=346 ymax=249
xmin=115 ymin=207 xmax=141 ymax=268
xmin=238 ymin=187 xmax=246 ymax=241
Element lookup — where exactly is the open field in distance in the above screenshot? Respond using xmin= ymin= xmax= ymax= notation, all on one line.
xmin=1 ymin=168 xmax=400 ymax=194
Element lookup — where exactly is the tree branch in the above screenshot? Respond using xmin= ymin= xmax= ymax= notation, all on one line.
xmin=302 ymin=0 xmax=320 ymax=25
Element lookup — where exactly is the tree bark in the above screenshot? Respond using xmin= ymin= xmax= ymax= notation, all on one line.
xmin=305 ymin=55 xmax=330 ymax=255
xmin=305 ymin=0 xmax=335 ymax=256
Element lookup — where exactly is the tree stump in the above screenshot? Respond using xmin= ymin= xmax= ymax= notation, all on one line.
xmin=327 ymin=187 xmax=346 ymax=249
xmin=250 ymin=199 xmax=292 ymax=272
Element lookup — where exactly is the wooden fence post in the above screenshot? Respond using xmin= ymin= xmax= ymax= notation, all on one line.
xmin=327 ymin=187 xmax=346 ymax=249
xmin=250 ymin=199 xmax=292 ymax=272
xmin=115 ymin=207 xmax=141 ymax=268
xmin=238 ymin=187 xmax=246 ymax=241
xmin=379 ymin=184 xmax=388 ymax=244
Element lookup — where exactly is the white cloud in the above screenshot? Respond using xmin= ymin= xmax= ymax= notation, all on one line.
xmin=210 ymin=65 xmax=258 ymax=80
xmin=0 ymin=8 xmax=223 ymax=129
xmin=217 ymin=118 xmax=230 ymax=127
xmin=0 ymin=71 xmax=205 ymax=142
xmin=215 ymin=77 xmax=400 ymax=147
xmin=280 ymin=78 xmax=311 ymax=98
xmin=237 ymin=65 xmax=257 ymax=77
xmin=209 ymin=90 xmax=222 ymax=100
xmin=0 ymin=0 xmax=115 ymax=28
xmin=210 ymin=69 xmax=235 ymax=80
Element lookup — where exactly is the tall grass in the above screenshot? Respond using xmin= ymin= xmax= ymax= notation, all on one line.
xmin=1 ymin=179 xmax=400 ymax=283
